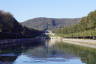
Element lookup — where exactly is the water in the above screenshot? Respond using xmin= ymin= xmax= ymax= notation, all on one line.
xmin=0 ymin=42 xmax=96 ymax=64
xmin=13 ymin=46 xmax=84 ymax=64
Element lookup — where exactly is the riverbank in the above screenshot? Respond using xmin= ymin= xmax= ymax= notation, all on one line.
xmin=62 ymin=38 xmax=96 ymax=49
xmin=48 ymin=36 xmax=96 ymax=49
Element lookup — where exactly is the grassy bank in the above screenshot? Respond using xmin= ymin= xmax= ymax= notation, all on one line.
xmin=57 ymin=29 xmax=96 ymax=38
xmin=54 ymin=10 xmax=96 ymax=39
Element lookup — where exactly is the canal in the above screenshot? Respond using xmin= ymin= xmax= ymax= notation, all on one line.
xmin=0 ymin=41 xmax=96 ymax=64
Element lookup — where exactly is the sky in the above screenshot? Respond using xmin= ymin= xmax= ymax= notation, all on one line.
xmin=0 ymin=0 xmax=96 ymax=22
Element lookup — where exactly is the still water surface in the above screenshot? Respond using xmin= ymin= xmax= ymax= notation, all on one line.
xmin=0 ymin=43 xmax=96 ymax=64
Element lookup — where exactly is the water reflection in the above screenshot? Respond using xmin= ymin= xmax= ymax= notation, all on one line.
xmin=53 ymin=43 xmax=96 ymax=64
xmin=0 ymin=49 xmax=21 ymax=64
xmin=14 ymin=54 xmax=83 ymax=64
xmin=0 ymin=53 xmax=18 ymax=64
xmin=0 ymin=42 xmax=96 ymax=64
xmin=13 ymin=46 xmax=84 ymax=64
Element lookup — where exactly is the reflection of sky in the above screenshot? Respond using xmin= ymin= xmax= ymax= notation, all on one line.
xmin=13 ymin=55 xmax=85 ymax=64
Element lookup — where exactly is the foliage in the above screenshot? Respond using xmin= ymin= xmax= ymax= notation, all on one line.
xmin=54 ymin=10 xmax=96 ymax=38
xmin=0 ymin=11 xmax=42 ymax=39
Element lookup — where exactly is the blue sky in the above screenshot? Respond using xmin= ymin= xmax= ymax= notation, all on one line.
xmin=0 ymin=0 xmax=96 ymax=22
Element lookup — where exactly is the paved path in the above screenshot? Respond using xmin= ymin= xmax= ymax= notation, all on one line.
xmin=62 ymin=38 xmax=96 ymax=49
xmin=48 ymin=33 xmax=96 ymax=48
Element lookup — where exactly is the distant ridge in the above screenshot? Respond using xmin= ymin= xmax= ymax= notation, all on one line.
xmin=21 ymin=17 xmax=81 ymax=30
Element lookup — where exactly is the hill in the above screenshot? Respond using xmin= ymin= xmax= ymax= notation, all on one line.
xmin=21 ymin=17 xmax=81 ymax=30
xmin=0 ymin=11 xmax=42 ymax=39
xmin=54 ymin=10 xmax=96 ymax=39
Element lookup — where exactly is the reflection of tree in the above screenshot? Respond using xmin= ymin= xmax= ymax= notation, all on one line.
xmin=53 ymin=43 xmax=96 ymax=64
xmin=80 ymin=51 xmax=96 ymax=64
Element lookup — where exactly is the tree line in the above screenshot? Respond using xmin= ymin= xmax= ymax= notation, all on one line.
xmin=54 ymin=10 xmax=96 ymax=39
